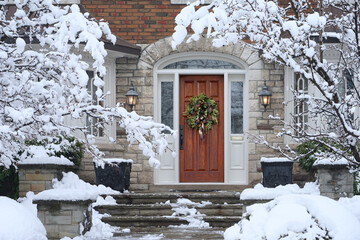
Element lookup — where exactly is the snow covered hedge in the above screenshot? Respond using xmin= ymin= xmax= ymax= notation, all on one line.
xmin=0 ymin=0 xmax=173 ymax=169
xmin=225 ymin=194 xmax=360 ymax=240
xmin=173 ymin=0 xmax=360 ymax=166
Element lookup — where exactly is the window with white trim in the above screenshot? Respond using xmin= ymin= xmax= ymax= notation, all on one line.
xmin=86 ymin=70 xmax=104 ymax=138
xmin=293 ymin=73 xmax=309 ymax=135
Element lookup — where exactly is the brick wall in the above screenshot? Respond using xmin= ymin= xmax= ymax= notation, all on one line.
xmin=82 ymin=0 xmax=184 ymax=44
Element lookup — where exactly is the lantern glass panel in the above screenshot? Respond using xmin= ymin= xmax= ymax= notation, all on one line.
xmin=127 ymin=95 xmax=138 ymax=106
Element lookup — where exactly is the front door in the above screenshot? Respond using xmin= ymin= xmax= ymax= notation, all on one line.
xmin=179 ymin=75 xmax=224 ymax=182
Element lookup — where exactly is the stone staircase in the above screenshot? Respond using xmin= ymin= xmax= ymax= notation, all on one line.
xmin=94 ymin=191 xmax=243 ymax=239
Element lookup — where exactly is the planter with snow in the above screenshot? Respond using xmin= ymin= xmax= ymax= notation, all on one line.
xmin=94 ymin=158 xmax=133 ymax=192
xmin=314 ymin=157 xmax=353 ymax=199
xmin=261 ymin=157 xmax=293 ymax=188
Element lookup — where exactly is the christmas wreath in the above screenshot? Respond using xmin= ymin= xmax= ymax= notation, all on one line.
xmin=184 ymin=93 xmax=219 ymax=139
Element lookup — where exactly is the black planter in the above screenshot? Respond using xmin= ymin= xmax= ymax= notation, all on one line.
xmin=94 ymin=162 xmax=132 ymax=192
xmin=261 ymin=161 xmax=293 ymax=188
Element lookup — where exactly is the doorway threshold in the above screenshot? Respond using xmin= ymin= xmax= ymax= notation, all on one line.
xmin=149 ymin=184 xmax=250 ymax=192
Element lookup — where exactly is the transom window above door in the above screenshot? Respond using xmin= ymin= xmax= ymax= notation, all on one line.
xmin=163 ymin=59 xmax=242 ymax=69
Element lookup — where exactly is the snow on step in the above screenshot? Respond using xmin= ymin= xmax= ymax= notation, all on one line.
xmin=95 ymin=203 xmax=243 ymax=216
xmin=97 ymin=191 xmax=243 ymax=230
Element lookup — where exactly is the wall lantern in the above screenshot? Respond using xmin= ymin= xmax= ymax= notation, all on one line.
xmin=125 ymin=81 xmax=138 ymax=111
xmin=258 ymin=80 xmax=272 ymax=111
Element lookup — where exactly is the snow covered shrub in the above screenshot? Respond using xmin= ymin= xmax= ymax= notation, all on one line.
xmin=24 ymin=136 xmax=84 ymax=166
xmin=297 ymin=139 xmax=350 ymax=172
xmin=0 ymin=166 xmax=18 ymax=199
xmin=173 ymin=0 xmax=360 ymax=167
xmin=225 ymin=195 xmax=360 ymax=240
xmin=0 ymin=0 xmax=173 ymax=169
xmin=296 ymin=140 xmax=332 ymax=172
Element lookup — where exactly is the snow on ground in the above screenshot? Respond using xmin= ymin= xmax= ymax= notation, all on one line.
xmin=225 ymin=194 xmax=360 ymax=240
xmin=34 ymin=172 xmax=119 ymax=201
xmin=240 ymin=182 xmax=319 ymax=200
xmin=0 ymin=196 xmax=47 ymax=240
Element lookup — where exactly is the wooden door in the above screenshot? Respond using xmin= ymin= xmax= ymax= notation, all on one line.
xmin=180 ymin=75 xmax=224 ymax=182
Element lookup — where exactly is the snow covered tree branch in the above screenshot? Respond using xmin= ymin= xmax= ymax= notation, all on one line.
xmin=0 ymin=0 xmax=173 ymax=168
xmin=173 ymin=0 xmax=360 ymax=165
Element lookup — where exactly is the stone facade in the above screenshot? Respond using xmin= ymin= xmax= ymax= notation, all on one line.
xmin=112 ymin=36 xmax=284 ymax=190
xmin=18 ymin=164 xmax=78 ymax=197
xmin=75 ymin=0 xmax=315 ymax=192
xmin=316 ymin=164 xmax=354 ymax=199
xmin=35 ymin=200 xmax=93 ymax=240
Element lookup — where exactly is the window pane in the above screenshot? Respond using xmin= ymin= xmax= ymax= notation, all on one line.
xmin=164 ymin=59 xmax=241 ymax=69
xmin=231 ymin=82 xmax=243 ymax=134
xmin=161 ymin=82 xmax=173 ymax=131
xmin=86 ymin=70 xmax=104 ymax=137
xmin=294 ymin=73 xmax=309 ymax=133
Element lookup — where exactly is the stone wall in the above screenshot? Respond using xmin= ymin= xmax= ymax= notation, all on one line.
xmin=18 ymin=164 xmax=77 ymax=197
xmin=35 ymin=200 xmax=93 ymax=240
xmin=247 ymin=62 xmax=285 ymax=185
xmin=316 ymin=164 xmax=354 ymax=199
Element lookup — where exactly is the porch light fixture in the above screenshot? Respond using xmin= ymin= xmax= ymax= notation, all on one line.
xmin=125 ymin=81 xmax=138 ymax=111
xmin=258 ymin=80 xmax=272 ymax=111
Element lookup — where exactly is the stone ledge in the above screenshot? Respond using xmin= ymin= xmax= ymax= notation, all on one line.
xmin=18 ymin=164 xmax=79 ymax=171
xmin=314 ymin=164 xmax=349 ymax=170
xmin=34 ymin=199 xmax=94 ymax=205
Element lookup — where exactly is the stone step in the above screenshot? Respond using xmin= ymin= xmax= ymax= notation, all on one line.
xmin=113 ymin=227 xmax=225 ymax=239
xmin=95 ymin=203 xmax=243 ymax=216
xmin=108 ymin=192 xmax=241 ymax=204
xmin=102 ymin=215 xmax=241 ymax=228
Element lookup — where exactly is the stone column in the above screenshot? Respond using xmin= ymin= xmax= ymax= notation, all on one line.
xmin=315 ymin=164 xmax=354 ymax=199
xmin=35 ymin=200 xmax=93 ymax=240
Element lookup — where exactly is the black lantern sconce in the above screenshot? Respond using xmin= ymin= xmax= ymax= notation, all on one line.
xmin=125 ymin=81 xmax=138 ymax=111
xmin=258 ymin=81 xmax=272 ymax=111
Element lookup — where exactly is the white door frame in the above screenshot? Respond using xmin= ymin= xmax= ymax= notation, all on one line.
xmin=154 ymin=52 xmax=249 ymax=185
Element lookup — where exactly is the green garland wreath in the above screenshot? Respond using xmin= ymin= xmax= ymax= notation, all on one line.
xmin=184 ymin=93 xmax=219 ymax=139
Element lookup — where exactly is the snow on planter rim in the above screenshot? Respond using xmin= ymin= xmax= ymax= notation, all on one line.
xmin=240 ymin=182 xmax=319 ymax=200
xmin=18 ymin=156 xmax=74 ymax=166
xmin=313 ymin=157 xmax=349 ymax=166
xmin=226 ymin=194 xmax=360 ymax=240
xmin=102 ymin=158 xmax=133 ymax=164
xmin=34 ymin=172 xmax=119 ymax=201
xmin=260 ymin=157 xmax=292 ymax=163
xmin=0 ymin=197 xmax=47 ymax=240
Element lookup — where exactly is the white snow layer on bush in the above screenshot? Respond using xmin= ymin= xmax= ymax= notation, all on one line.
xmin=0 ymin=196 xmax=47 ymax=240
xmin=240 ymin=182 xmax=319 ymax=200
xmin=225 ymin=194 xmax=360 ymax=240
xmin=19 ymin=156 xmax=74 ymax=166
xmin=34 ymin=172 xmax=119 ymax=201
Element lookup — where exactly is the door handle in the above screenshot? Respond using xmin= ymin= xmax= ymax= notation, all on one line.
xmin=180 ymin=125 xmax=184 ymax=150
